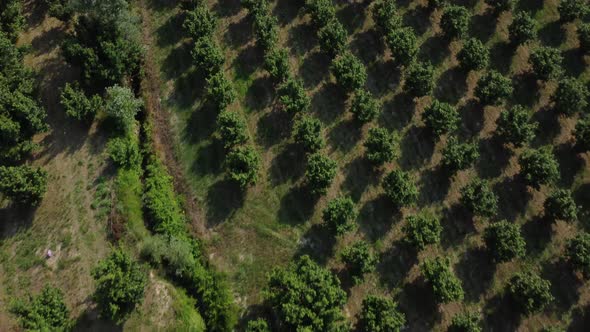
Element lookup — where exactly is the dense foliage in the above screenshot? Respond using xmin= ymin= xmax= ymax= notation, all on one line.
xmin=318 ymin=19 xmax=347 ymax=58
xmin=543 ymin=189 xmax=578 ymax=222
xmin=383 ymin=169 xmax=418 ymax=207
xmin=552 ymin=77 xmax=588 ymax=115
xmin=305 ymin=153 xmax=338 ymax=195
xmin=509 ymin=11 xmax=537 ymax=45
xmin=483 ymin=221 xmax=526 ymax=262
xmin=423 ymin=100 xmax=460 ymax=138
xmin=458 ymin=38 xmax=490 ymax=71
xmin=575 ymin=115 xmax=590 ymax=150
xmin=372 ymin=0 xmax=401 ymax=35
xmin=350 ymin=89 xmax=380 ymax=123
xmin=331 ymin=52 xmax=367 ymax=93
xmin=277 ymin=77 xmax=310 ymax=113
xmin=341 ymin=240 xmax=377 ymax=284
xmin=357 ymin=295 xmax=406 ymax=332
xmin=449 ymin=311 xmax=482 ymax=332
xmin=403 ymin=213 xmax=442 ymax=250
xmin=225 ymin=146 xmax=261 ymax=189
xmin=305 ymin=0 xmax=336 ymax=27
xmin=206 ymin=72 xmax=236 ymax=111
xmin=475 ymin=70 xmax=513 ymax=105
xmin=484 ymin=0 xmax=513 ymax=12
xmin=579 ymin=23 xmax=590 ymax=53
xmin=364 ymin=127 xmax=398 ymax=166
xmin=183 ymin=3 xmax=217 ymax=39
xmin=216 ymin=111 xmax=249 ymax=150
xmin=508 ymin=271 xmax=553 ymax=314
xmin=10 ymin=285 xmax=71 ymax=331
xmin=104 ymin=85 xmax=143 ymax=133
xmin=420 ymin=257 xmax=464 ymax=304
xmin=565 ymin=233 xmax=590 ymax=277
xmin=106 ymin=136 xmax=141 ymax=169
xmin=322 ymin=196 xmax=357 ymax=235
xmin=518 ymin=147 xmax=560 ymax=189
xmin=263 ymin=47 xmax=290 ymax=82
xmin=440 ymin=6 xmax=470 ymax=39
xmin=0 ymin=165 xmax=48 ymax=205
xmin=404 ymin=61 xmax=435 ymax=97
xmin=191 ymin=36 xmax=224 ymax=78
xmin=441 ymin=136 xmax=479 ymax=174
xmin=292 ymin=114 xmax=325 ymax=153
xmin=60 ymin=83 xmax=102 ymax=121
xmin=495 ymin=105 xmax=537 ymax=147
xmin=529 ymin=47 xmax=563 ymax=81
xmin=387 ymin=27 xmax=418 ymax=66
xmin=460 ymin=179 xmax=498 ymax=218
xmin=245 ymin=318 xmax=270 ymax=332
xmin=558 ymin=0 xmax=589 ymax=22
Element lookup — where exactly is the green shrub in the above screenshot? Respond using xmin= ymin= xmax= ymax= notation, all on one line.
xmin=331 ymin=51 xmax=367 ymax=93
xmin=206 ymin=72 xmax=236 ymax=111
xmin=387 ymin=27 xmax=418 ymax=66
xmin=441 ymin=136 xmax=479 ymax=174
xmin=404 ymin=61 xmax=435 ymax=96
xmin=529 ymin=47 xmax=563 ymax=81
xmin=483 ymin=221 xmax=526 ymax=262
xmin=420 ymin=257 xmax=464 ymax=304
xmin=350 ymin=89 xmax=380 ymax=123
xmin=575 ymin=115 xmax=590 ymax=150
xmin=216 ymin=111 xmax=249 ymax=149
xmin=292 ymin=114 xmax=325 ymax=153
xmin=183 ymin=4 xmax=216 ymax=39
xmin=1 ymin=0 xmax=25 ymax=41
xmin=565 ymin=233 xmax=590 ymax=277
xmin=460 ymin=178 xmax=498 ymax=218
xmin=246 ymin=318 xmax=270 ymax=332
xmin=579 ymin=23 xmax=590 ymax=52
xmin=475 ymin=70 xmax=513 ymax=105
xmin=382 ymin=169 xmax=418 ymax=207
xmin=10 ymin=285 xmax=71 ymax=331
xmin=440 ymin=6 xmax=470 ymax=39
xmin=60 ymin=82 xmax=102 ymax=121
xmin=484 ymin=0 xmax=513 ymax=12
xmin=322 ymin=196 xmax=357 ymax=235
xmin=225 ymin=145 xmax=261 ymax=189
xmin=253 ymin=13 xmax=278 ymax=52
xmin=458 ymin=38 xmax=489 ymax=71
xmin=191 ymin=36 xmax=224 ymax=78
xmin=495 ymin=105 xmax=537 ymax=147
xmin=449 ymin=311 xmax=482 ymax=332
xmin=104 ymin=85 xmax=142 ymax=133
xmin=509 ymin=11 xmax=537 ymax=45
xmin=106 ymin=136 xmax=141 ymax=169
xmin=552 ymin=77 xmax=589 ymax=115
xmin=305 ymin=153 xmax=338 ymax=195
xmin=341 ymin=241 xmax=377 ymax=284
xmin=264 ymin=255 xmax=346 ymax=331
xmin=264 ymin=47 xmax=290 ymax=82
xmin=518 ymin=147 xmax=559 ymax=189
xmin=305 ymin=0 xmax=336 ymax=27
xmin=508 ymin=271 xmax=553 ymax=314
xmin=423 ymin=100 xmax=460 ymax=138
xmin=372 ymin=0 xmax=402 ymax=34
xmin=0 ymin=165 xmax=47 ymax=205
xmin=558 ymin=0 xmax=589 ymax=22
xmin=92 ymin=249 xmax=147 ymax=323
xmin=364 ymin=127 xmax=398 ymax=166
xmin=277 ymin=77 xmax=310 ymax=113
xmin=544 ymin=189 xmax=578 ymax=222
xmin=318 ymin=19 xmax=347 ymax=58
xmin=403 ymin=213 xmax=442 ymax=250
xmin=357 ymin=295 xmax=406 ymax=332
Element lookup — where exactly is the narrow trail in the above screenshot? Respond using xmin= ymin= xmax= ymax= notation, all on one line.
xmin=138 ymin=0 xmax=207 ymax=237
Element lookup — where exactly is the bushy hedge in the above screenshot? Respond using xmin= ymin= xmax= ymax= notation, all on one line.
xmin=403 ymin=213 xmax=442 ymax=250
xmin=341 ymin=240 xmax=377 ymax=284
xmin=565 ymin=233 xmax=590 ymax=277
xmin=0 ymin=165 xmax=48 ymax=205
xmin=350 ymin=89 xmax=380 ymax=123
xmin=483 ymin=221 xmax=526 ymax=262
xmin=277 ymin=77 xmax=310 ymax=113
xmin=305 ymin=153 xmax=338 ymax=195
xmin=475 ymin=70 xmax=513 ymax=105
xmin=405 ymin=61 xmax=435 ymax=97
xmin=225 ymin=146 xmax=261 ymax=189
xmin=575 ymin=115 xmax=590 ymax=150
xmin=460 ymin=178 xmax=498 ymax=218
xmin=495 ymin=105 xmax=537 ymax=147
xmin=206 ymin=72 xmax=236 ymax=111
xmin=441 ymin=136 xmax=479 ymax=174
xmin=60 ymin=82 xmax=103 ymax=121
xmin=364 ymin=127 xmax=398 ymax=166
xmin=10 ymin=285 xmax=71 ymax=331
xmin=420 ymin=257 xmax=464 ymax=304
xmin=552 ymin=77 xmax=588 ymax=115
xmin=382 ymin=169 xmax=418 ymax=207
xmin=509 ymin=11 xmax=537 ymax=45
xmin=318 ymin=19 xmax=347 ymax=58
xmin=357 ymin=295 xmax=406 ymax=332
xmin=372 ymin=0 xmax=402 ymax=35
xmin=423 ymin=100 xmax=460 ymax=138
xmin=331 ymin=51 xmax=367 ymax=93
xmin=529 ymin=47 xmax=563 ymax=81
xmin=216 ymin=111 xmax=249 ymax=149
xmin=440 ymin=6 xmax=470 ymax=39
xmin=292 ymin=114 xmax=325 ymax=153
xmin=544 ymin=189 xmax=578 ymax=222
xmin=518 ymin=147 xmax=560 ymax=189
xmin=387 ymin=27 xmax=418 ymax=66
xmin=458 ymin=38 xmax=489 ymax=71
xmin=449 ymin=311 xmax=482 ymax=332
xmin=322 ymin=196 xmax=357 ymax=235
xmin=508 ymin=271 xmax=553 ymax=314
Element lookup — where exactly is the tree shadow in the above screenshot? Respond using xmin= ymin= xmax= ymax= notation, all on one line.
xmin=233 ymin=44 xmax=264 ymax=81
xmin=327 ymin=119 xmax=362 ymax=153
xmin=493 ymin=176 xmax=532 ymax=221
xmin=515 ymin=0 xmax=544 ymax=13
xmin=205 ymin=179 xmax=246 ymax=227
xmin=555 ymin=143 xmax=583 ymax=188
xmin=155 ymin=10 xmax=185 ymax=48
xmin=277 ymin=184 xmax=319 ymax=225
xmin=489 ymin=41 xmax=514 ymax=75
xmin=245 ymin=76 xmax=274 ymax=111
xmin=274 ymin=0 xmax=301 ymax=25
xmin=418 ymin=166 xmax=452 ymax=206
xmin=541 ymin=259 xmax=583 ymax=315
xmin=470 ymin=12 xmax=497 ymax=43
xmin=269 ymin=143 xmax=306 ymax=186
xmin=563 ymin=48 xmax=587 ymax=78
xmin=73 ymin=307 xmax=123 ymax=332
xmin=403 ymin=6 xmax=431 ymax=37
xmin=419 ymin=35 xmax=450 ymax=65
xmin=0 ymin=204 xmax=37 ymax=240
xmin=530 ymin=106 xmax=560 ymax=148
xmin=30 ymin=26 xmax=66 ymax=56
xmin=568 ymin=305 xmax=590 ymax=332
xmin=255 ymin=110 xmax=293 ymax=148
xmin=455 ymin=246 xmax=495 ymax=303
xmin=225 ymin=14 xmax=254 ymax=47
xmin=511 ymin=71 xmax=539 ymax=107
xmin=293 ymin=223 xmax=336 ymax=266
xmin=538 ymin=20 xmax=565 ymax=48
xmin=475 ymin=135 xmax=511 ymax=179
xmin=399 ymin=278 xmax=440 ymax=332
xmin=212 ymin=0 xmax=242 ymax=17
xmin=311 ymin=83 xmax=346 ymax=124
xmin=482 ymin=292 xmax=522 ymax=331
xmin=378 ymin=92 xmax=414 ymax=130
xmin=336 ymin=1 xmax=367 ymax=34
xmin=190 ymin=139 xmax=225 ymax=177
xmin=358 ymin=195 xmax=401 ymax=242
xmin=574 ymin=183 xmax=590 ymax=232
xmin=299 ymin=51 xmax=331 ymax=89
xmin=376 ymin=241 xmax=417 ymax=290
xmin=341 ymin=156 xmax=381 ymax=201
xmin=183 ymin=104 xmax=218 ymax=144
xmin=288 ymin=23 xmax=317 ymax=56
xmin=434 ymin=67 xmax=468 ymax=105
xmin=350 ymin=29 xmax=385 ymax=65
xmin=398 ymin=125 xmax=436 ymax=170
xmin=440 ymin=204 xmax=476 ymax=249
xmin=521 ymin=215 xmax=554 ymax=257
xmin=367 ymin=60 xmax=402 ymax=97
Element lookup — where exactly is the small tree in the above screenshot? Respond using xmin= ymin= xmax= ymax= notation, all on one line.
xmin=458 ymin=38 xmax=490 ymax=71
xmin=565 ymin=233 xmax=590 ymax=277
xmin=253 ymin=13 xmax=278 ymax=52
xmin=264 ymin=255 xmax=346 ymax=331
xmin=508 ymin=271 xmax=553 ymax=314
xmin=558 ymin=0 xmax=589 ymax=22
xmin=246 ymin=318 xmax=270 ymax=332
xmin=323 ymin=196 xmax=357 ymax=235
xmin=216 ymin=111 xmax=248 ymax=149
xmin=60 ymin=82 xmax=102 ymax=121
xmin=449 ymin=311 xmax=482 ymax=332
xmin=509 ymin=11 xmax=537 ymax=45
xmin=403 ymin=213 xmax=442 ymax=250
xmin=441 ymin=136 xmax=479 ymax=174
xmin=0 ymin=165 xmax=47 ymax=205
xmin=264 ymin=47 xmax=290 ymax=82
xmin=475 ymin=70 xmax=513 ymax=105
xmin=382 ymin=169 xmax=418 ymax=207
xmin=484 ymin=0 xmax=513 ymax=12
xmin=92 ymin=249 xmax=147 ymax=322
xmin=495 ymin=105 xmax=537 ymax=147
xmin=518 ymin=147 xmax=560 ymax=189
xmin=191 ymin=36 xmax=224 ymax=77
xmin=404 ymin=61 xmax=435 ymax=97
xmin=106 ymin=137 xmax=141 ymax=169
xmin=552 ymin=77 xmax=589 ymax=115
xmin=357 ymin=295 xmax=406 ymax=332
xmin=10 ymin=285 xmax=71 ymax=331
xmin=386 ymin=27 xmax=418 ymax=66
xmin=277 ymin=77 xmax=310 ymax=113
xmin=372 ymin=0 xmax=402 ymax=35
xmin=225 ymin=145 xmax=261 ymax=188
xmin=575 ymin=115 xmax=590 ymax=150
xmin=422 ymin=100 xmax=460 ymax=138
xmin=305 ymin=153 xmax=338 ymax=195
xmin=183 ymin=4 xmax=216 ymax=39
xmin=364 ymin=127 xmax=398 ymax=166
xmin=544 ymin=189 xmax=578 ymax=222
xmin=305 ymin=0 xmax=336 ymax=27
xmin=420 ymin=257 xmax=464 ymax=304
xmin=350 ymin=89 xmax=380 ymax=123
xmin=440 ymin=5 xmax=470 ymax=39
xmin=529 ymin=46 xmax=563 ymax=81
xmin=483 ymin=221 xmax=526 ymax=262
xmin=341 ymin=241 xmax=377 ymax=284
xmin=318 ymin=19 xmax=347 ymax=58
xmin=331 ymin=51 xmax=367 ymax=93
xmin=206 ymin=71 xmax=236 ymax=111
xmin=292 ymin=114 xmax=325 ymax=153
xmin=579 ymin=23 xmax=590 ymax=52
xmin=460 ymin=178 xmax=498 ymax=218
xmin=104 ymin=85 xmax=143 ymax=133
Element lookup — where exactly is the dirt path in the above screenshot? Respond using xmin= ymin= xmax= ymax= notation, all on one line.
xmin=137 ymin=0 xmax=206 ymax=237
